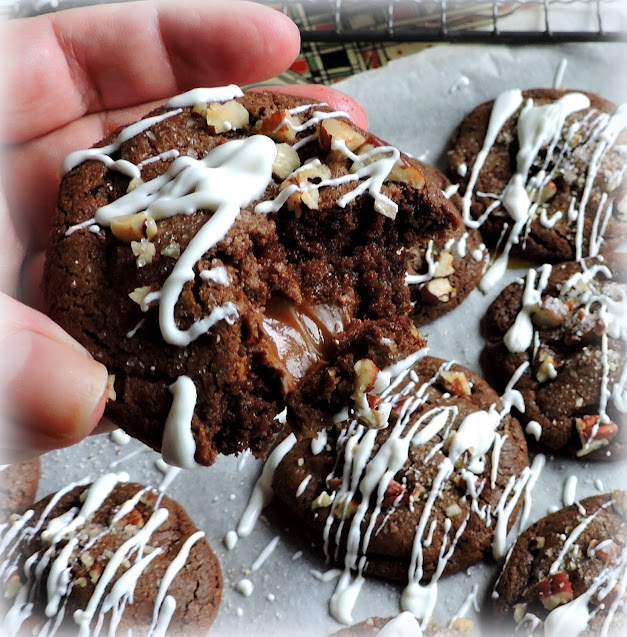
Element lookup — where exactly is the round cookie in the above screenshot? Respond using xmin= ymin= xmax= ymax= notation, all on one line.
xmin=329 ymin=612 xmax=472 ymax=636
xmin=272 ymin=356 xmax=529 ymax=586
xmin=43 ymin=86 xmax=460 ymax=466
xmin=447 ymin=88 xmax=627 ymax=264
xmin=0 ymin=475 xmax=222 ymax=636
xmin=492 ymin=491 xmax=627 ymax=637
xmin=484 ymin=257 xmax=627 ymax=459
xmin=0 ymin=458 xmax=40 ymax=520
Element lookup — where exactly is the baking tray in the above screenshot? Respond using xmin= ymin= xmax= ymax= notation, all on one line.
xmin=34 ymin=41 xmax=627 ymax=636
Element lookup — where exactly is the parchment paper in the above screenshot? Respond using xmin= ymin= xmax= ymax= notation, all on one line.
xmin=37 ymin=42 xmax=627 ymax=637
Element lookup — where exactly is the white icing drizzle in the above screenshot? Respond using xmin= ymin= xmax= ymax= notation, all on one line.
xmin=461 ymin=89 xmax=524 ymax=228
xmin=449 ymin=583 xmax=479 ymax=627
xmin=74 ymin=507 xmax=170 ymax=636
xmin=311 ymin=429 xmax=328 ymax=455
xmin=0 ymin=474 xmax=201 ymax=637
xmin=405 ymin=240 xmax=435 ymax=285
xmin=235 ymin=578 xmax=254 ymax=597
xmin=236 ymin=434 xmax=297 ymax=538
xmin=549 ymin=501 xmax=613 ymax=575
xmin=563 ymin=475 xmax=578 ymax=507
xmin=310 ymin=568 xmax=342 ymax=582
xmin=504 ymin=264 xmax=552 ymax=353
xmin=296 ymin=475 xmax=312 ymax=498
xmin=125 ymin=318 xmax=145 ymax=339
xmin=63 ymin=109 xmax=183 ymax=175
xmin=457 ymin=163 xmax=468 ymax=177
xmin=442 ymin=183 xmax=459 ymax=199
xmin=199 ymin=265 xmax=229 ymax=286
xmin=251 ymin=535 xmax=280 ymax=572
xmin=148 ymin=530 xmax=205 ymax=635
xmin=575 ymin=104 xmax=627 ymax=260
xmin=223 ymin=530 xmax=238 ymax=551
xmin=161 ymin=376 xmax=198 ymax=469
xmin=164 ymin=84 xmax=243 ymax=108
xmin=525 ymin=420 xmax=543 ymax=441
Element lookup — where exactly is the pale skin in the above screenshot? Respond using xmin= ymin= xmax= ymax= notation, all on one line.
xmin=0 ymin=0 xmax=367 ymax=461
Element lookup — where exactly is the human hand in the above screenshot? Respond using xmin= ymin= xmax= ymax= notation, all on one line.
xmin=0 ymin=0 xmax=367 ymax=462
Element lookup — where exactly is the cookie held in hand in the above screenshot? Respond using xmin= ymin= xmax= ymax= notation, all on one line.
xmin=44 ymin=86 xmax=460 ymax=466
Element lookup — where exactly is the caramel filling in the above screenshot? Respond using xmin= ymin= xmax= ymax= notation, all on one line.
xmin=262 ymin=298 xmax=349 ymax=381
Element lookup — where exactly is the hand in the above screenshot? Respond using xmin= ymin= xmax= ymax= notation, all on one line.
xmin=0 ymin=0 xmax=367 ymax=462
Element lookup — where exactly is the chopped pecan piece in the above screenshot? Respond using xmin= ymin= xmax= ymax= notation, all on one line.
xmin=440 ymin=370 xmax=472 ymax=396
xmin=537 ymin=572 xmax=574 ymax=610
xmin=575 ymin=416 xmax=618 ymax=457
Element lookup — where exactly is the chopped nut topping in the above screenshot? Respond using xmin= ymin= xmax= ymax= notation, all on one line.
xmin=273 ymin=143 xmax=301 ymax=179
xmin=131 ymin=238 xmax=156 ymax=268
xmin=445 ymin=502 xmax=463 ymax=518
xmin=318 ymin=118 xmax=366 ymax=152
xmin=537 ymin=572 xmax=574 ymax=610
xmin=433 ymin=250 xmax=455 ymax=278
xmin=312 ymin=491 xmax=334 ymax=510
xmin=79 ymin=553 xmax=94 ymax=569
xmin=255 ymin=109 xmax=299 ymax=143
xmin=531 ymin=296 xmax=571 ymax=328
xmin=420 ymin=277 xmax=455 ymax=304
xmin=281 ymin=160 xmax=332 ymax=214
xmin=575 ymin=415 xmax=618 ymax=457
xmin=110 ymin=212 xmax=157 ymax=242
xmin=382 ymin=480 xmax=410 ymax=508
xmin=205 ymin=100 xmax=250 ymax=133
xmin=440 ymin=370 xmax=472 ymax=396
xmin=160 ymin=241 xmax=181 ymax=259
xmin=106 ymin=374 xmax=117 ymax=402
xmin=539 ymin=180 xmax=557 ymax=203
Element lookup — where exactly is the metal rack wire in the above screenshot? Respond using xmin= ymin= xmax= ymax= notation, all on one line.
xmin=257 ymin=0 xmax=626 ymax=43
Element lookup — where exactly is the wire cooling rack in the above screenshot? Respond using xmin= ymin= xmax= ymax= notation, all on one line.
xmin=259 ymin=0 xmax=626 ymax=43
xmin=6 ymin=0 xmax=627 ymax=43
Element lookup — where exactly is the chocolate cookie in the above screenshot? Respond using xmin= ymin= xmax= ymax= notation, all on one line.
xmin=0 ymin=458 xmax=40 ymax=520
xmin=44 ymin=86 xmax=459 ymax=466
xmin=447 ymin=88 xmax=627 ymax=265
xmin=492 ymin=491 xmax=627 ymax=637
xmin=0 ymin=474 xmax=222 ymax=636
xmin=329 ymin=612 xmax=472 ymax=636
xmin=484 ymin=258 xmax=627 ymax=459
xmin=272 ymin=356 xmax=529 ymax=589
xmin=406 ymin=198 xmax=485 ymax=327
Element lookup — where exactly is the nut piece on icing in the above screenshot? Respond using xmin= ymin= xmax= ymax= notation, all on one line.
xmin=204 ymin=100 xmax=250 ymax=134
xmin=281 ymin=161 xmax=332 ymax=214
xmin=110 ymin=212 xmax=158 ymax=242
xmin=318 ymin=118 xmax=366 ymax=152
xmin=575 ymin=415 xmax=619 ymax=457
xmin=255 ymin=109 xmax=299 ymax=142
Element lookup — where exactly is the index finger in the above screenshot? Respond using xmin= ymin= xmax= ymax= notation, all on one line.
xmin=0 ymin=0 xmax=300 ymax=143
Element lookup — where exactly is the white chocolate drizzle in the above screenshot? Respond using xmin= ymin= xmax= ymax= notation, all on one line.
xmin=235 ymin=434 xmax=297 ymax=538
xmin=161 ymin=376 xmax=198 ymax=469
xmin=459 ymin=87 xmax=627 ymax=290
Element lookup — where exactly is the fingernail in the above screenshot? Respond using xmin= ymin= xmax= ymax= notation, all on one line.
xmin=1 ymin=331 xmax=108 ymax=454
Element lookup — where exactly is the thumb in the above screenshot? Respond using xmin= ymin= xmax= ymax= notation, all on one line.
xmin=0 ymin=292 xmax=108 ymax=462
